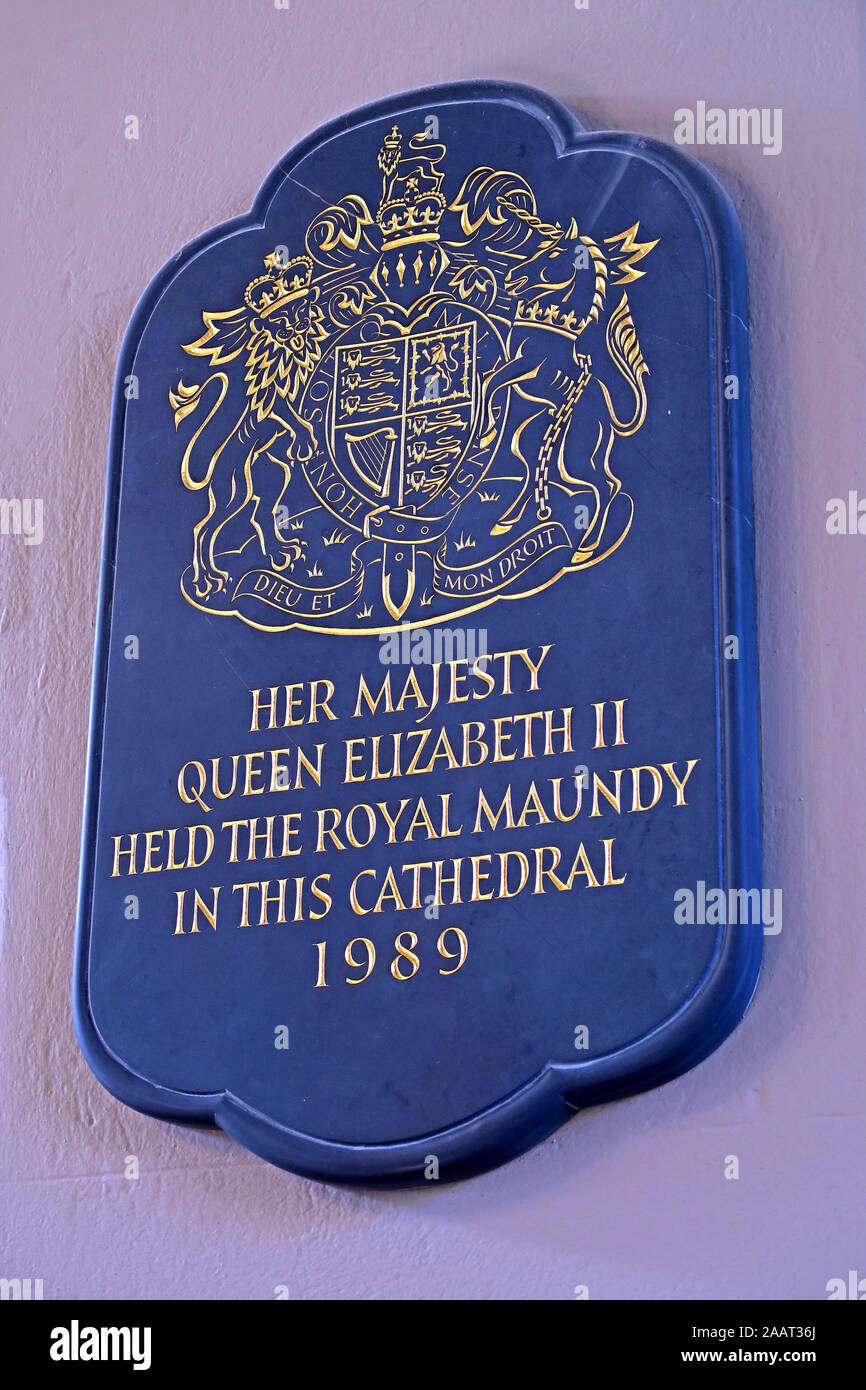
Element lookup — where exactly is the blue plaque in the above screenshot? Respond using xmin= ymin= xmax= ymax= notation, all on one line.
xmin=75 ymin=82 xmax=761 ymax=1186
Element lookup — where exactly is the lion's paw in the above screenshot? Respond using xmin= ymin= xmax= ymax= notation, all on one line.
xmin=194 ymin=570 xmax=227 ymax=600
xmin=269 ymin=539 xmax=306 ymax=573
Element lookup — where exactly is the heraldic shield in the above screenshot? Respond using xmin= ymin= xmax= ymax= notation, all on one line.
xmin=75 ymin=82 xmax=761 ymax=1188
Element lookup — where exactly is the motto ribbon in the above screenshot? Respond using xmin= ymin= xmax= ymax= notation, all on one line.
xmin=432 ymin=520 xmax=575 ymax=599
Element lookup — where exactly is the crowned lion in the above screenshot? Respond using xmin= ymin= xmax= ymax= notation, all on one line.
xmin=169 ymin=253 xmax=327 ymax=599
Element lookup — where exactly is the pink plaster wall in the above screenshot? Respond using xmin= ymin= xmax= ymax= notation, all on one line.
xmin=1 ymin=0 xmax=863 ymax=1300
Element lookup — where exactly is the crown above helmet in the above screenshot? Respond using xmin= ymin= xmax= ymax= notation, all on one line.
xmin=375 ymin=127 xmax=447 ymax=251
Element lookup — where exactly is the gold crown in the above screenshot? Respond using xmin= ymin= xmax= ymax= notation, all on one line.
xmin=376 ymin=128 xmax=447 ymax=251
xmin=244 ymin=253 xmax=313 ymax=316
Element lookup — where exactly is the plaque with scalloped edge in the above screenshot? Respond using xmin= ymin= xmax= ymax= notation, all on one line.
xmin=74 ymin=82 xmax=761 ymax=1186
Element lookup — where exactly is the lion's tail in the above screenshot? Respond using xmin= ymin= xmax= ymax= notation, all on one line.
xmin=597 ymin=293 xmax=650 ymax=438
xmin=169 ymin=373 xmax=230 ymax=490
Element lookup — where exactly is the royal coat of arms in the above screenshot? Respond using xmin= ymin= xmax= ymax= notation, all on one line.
xmin=170 ymin=126 xmax=657 ymax=631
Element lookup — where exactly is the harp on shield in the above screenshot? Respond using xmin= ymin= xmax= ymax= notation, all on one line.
xmin=346 ymin=428 xmax=398 ymax=500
